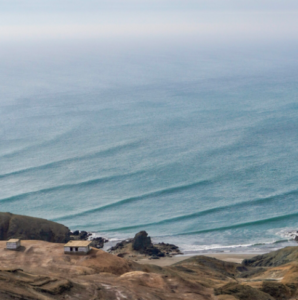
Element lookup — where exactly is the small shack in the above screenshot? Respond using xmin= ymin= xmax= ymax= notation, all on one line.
xmin=64 ymin=241 xmax=92 ymax=254
xmin=6 ymin=239 xmax=21 ymax=250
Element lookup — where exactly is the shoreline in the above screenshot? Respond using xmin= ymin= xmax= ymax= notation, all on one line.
xmin=136 ymin=253 xmax=257 ymax=266
xmin=74 ymin=229 xmax=297 ymax=267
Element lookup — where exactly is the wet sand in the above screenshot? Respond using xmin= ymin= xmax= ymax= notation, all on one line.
xmin=137 ymin=253 xmax=257 ymax=267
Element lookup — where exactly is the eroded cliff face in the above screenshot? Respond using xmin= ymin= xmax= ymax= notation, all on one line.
xmin=1 ymin=240 xmax=298 ymax=300
xmin=0 ymin=212 xmax=70 ymax=243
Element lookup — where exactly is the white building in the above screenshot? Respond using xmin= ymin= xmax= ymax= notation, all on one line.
xmin=64 ymin=241 xmax=92 ymax=254
xmin=6 ymin=239 xmax=21 ymax=250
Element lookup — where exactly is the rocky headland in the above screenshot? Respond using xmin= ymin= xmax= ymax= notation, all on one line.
xmin=0 ymin=212 xmax=70 ymax=243
xmin=108 ymin=230 xmax=183 ymax=260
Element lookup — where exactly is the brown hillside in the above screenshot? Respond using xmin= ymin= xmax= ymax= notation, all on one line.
xmin=0 ymin=212 xmax=70 ymax=243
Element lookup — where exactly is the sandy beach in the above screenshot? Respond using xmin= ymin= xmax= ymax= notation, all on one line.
xmin=137 ymin=253 xmax=257 ymax=267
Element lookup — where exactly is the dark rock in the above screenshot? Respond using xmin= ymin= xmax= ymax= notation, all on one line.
xmin=132 ymin=231 xmax=152 ymax=252
xmin=0 ymin=212 xmax=70 ymax=243
xmin=79 ymin=231 xmax=88 ymax=240
xmin=154 ymin=242 xmax=183 ymax=255
xmin=145 ymin=246 xmax=161 ymax=256
xmin=72 ymin=230 xmax=79 ymax=236
xmin=109 ymin=239 xmax=133 ymax=251
xmin=131 ymin=232 xmax=174 ymax=257
xmin=90 ymin=237 xmax=108 ymax=249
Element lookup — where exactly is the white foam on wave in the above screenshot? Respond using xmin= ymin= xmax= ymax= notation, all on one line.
xmin=89 ymin=231 xmax=130 ymax=242
xmin=175 ymin=238 xmax=295 ymax=254
xmin=179 ymin=243 xmax=254 ymax=252
xmin=275 ymin=227 xmax=298 ymax=240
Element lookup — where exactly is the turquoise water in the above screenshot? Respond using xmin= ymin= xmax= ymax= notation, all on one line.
xmin=1 ymin=39 xmax=298 ymax=254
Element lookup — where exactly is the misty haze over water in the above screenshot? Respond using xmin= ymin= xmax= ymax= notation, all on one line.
xmin=0 ymin=0 xmax=298 ymax=253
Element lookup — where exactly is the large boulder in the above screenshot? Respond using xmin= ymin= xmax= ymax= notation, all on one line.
xmin=132 ymin=231 xmax=152 ymax=252
xmin=90 ymin=237 xmax=109 ymax=249
xmin=79 ymin=231 xmax=89 ymax=240
xmin=0 ymin=212 xmax=70 ymax=243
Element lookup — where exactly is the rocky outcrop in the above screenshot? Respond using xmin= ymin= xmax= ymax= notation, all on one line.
xmin=132 ymin=231 xmax=182 ymax=257
xmin=155 ymin=242 xmax=182 ymax=256
xmin=131 ymin=231 xmax=164 ymax=257
xmin=108 ymin=231 xmax=182 ymax=259
xmin=109 ymin=238 xmax=133 ymax=251
xmin=90 ymin=237 xmax=109 ymax=249
xmin=132 ymin=231 xmax=152 ymax=251
xmin=0 ymin=212 xmax=70 ymax=243
xmin=78 ymin=230 xmax=89 ymax=240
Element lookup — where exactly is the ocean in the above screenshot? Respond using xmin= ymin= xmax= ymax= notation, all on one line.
xmin=1 ymin=38 xmax=298 ymax=254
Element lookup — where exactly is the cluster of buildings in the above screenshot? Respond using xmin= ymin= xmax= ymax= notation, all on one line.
xmin=5 ymin=239 xmax=92 ymax=254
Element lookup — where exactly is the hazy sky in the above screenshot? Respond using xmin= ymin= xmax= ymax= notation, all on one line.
xmin=0 ymin=0 xmax=298 ymax=41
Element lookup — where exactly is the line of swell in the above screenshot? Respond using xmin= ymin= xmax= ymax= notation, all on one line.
xmin=0 ymin=140 xmax=141 ymax=179
xmin=177 ymin=212 xmax=298 ymax=236
xmin=51 ymin=179 xmax=212 ymax=222
xmin=0 ymin=128 xmax=77 ymax=160
xmin=0 ymin=170 xmax=148 ymax=204
xmin=64 ymin=188 xmax=298 ymax=232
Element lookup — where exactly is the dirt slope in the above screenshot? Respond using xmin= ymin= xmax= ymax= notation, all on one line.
xmin=1 ymin=240 xmax=298 ymax=299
